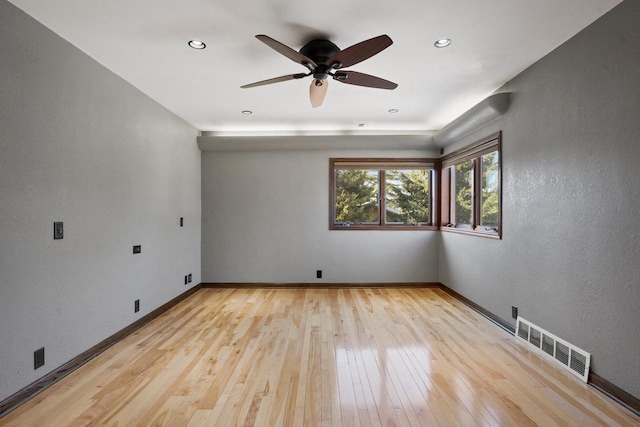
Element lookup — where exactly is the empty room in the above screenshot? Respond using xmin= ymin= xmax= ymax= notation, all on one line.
xmin=1 ymin=0 xmax=639 ymax=425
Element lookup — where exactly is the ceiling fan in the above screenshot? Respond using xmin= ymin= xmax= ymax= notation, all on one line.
xmin=241 ymin=34 xmax=398 ymax=108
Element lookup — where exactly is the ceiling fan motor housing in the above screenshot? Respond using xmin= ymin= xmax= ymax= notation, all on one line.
xmin=300 ymin=39 xmax=341 ymax=80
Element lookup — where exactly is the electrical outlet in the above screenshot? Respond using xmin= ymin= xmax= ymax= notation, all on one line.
xmin=512 ymin=306 xmax=518 ymax=319
xmin=133 ymin=245 xmax=141 ymax=254
xmin=53 ymin=222 xmax=63 ymax=239
xmin=180 ymin=217 xmax=184 ymax=227
xmin=188 ymin=274 xmax=192 ymax=283
xmin=135 ymin=299 xmax=140 ymax=313
xmin=34 ymin=347 xmax=45 ymax=369
xmin=316 ymin=270 xmax=322 ymax=279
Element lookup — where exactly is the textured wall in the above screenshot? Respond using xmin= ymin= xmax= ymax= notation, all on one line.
xmin=438 ymin=0 xmax=640 ymax=398
xmin=201 ymin=149 xmax=439 ymax=283
xmin=0 ymin=1 xmax=201 ymax=401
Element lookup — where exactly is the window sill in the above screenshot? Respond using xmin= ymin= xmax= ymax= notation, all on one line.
xmin=330 ymin=224 xmax=438 ymax=231
xmin=440 ymin=226 xmax=501 ymax=239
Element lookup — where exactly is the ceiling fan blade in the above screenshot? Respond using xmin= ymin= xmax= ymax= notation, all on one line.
xmin=241 ymin=73 xmax=308 ymax=89
xmin=327 ymin=35 xmax=393 ymax=69
xmin=333 ymin=71 xmax=398 ymax=90
xmin=255 ymin=35 xmax=317 ymax=70
xmin=309 ymin=79 xmax=328 ymax=108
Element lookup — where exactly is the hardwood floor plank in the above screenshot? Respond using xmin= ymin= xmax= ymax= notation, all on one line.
xmin=184 ymin=409 xmax=211 ymax=427
xmin=1 ymin=287 xmax=639 ymax=427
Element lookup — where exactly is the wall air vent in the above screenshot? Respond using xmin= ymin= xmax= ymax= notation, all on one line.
xmin=515 ymin=317 xmax=591 ymax=383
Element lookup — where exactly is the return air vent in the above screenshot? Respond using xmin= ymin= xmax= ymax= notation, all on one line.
xmin=515 ymin=317 xmax=591 ymax=383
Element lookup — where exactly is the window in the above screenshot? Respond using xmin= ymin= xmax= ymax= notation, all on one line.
xmin=440 ymin=132 xmax=502 ymax=238
xmin=330 ymin=158 xmax=436 ymax=230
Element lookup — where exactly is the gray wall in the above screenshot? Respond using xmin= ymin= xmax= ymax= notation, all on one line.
xmin=439 ymin=0 xmax=640 ymax=398
xmin=0 ymin=1 xmax=201 ymax=401
xmin=2 ymin=0 xmax=638 ymax=408
xmin=201 ymin=148 xmax=439 ymax=283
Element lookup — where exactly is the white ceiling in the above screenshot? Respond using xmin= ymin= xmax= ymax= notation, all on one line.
xmin=9 ymin=0 xmax=621 ymax=140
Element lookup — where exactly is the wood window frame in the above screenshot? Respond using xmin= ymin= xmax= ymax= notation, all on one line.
xmin=440 ymin=131 xmax=502 ymax=239
xmin=329 ymin=158 xmax=438 ymax=231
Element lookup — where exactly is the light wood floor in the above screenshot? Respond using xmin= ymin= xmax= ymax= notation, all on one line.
xmin=1 ymin=288 xmax=638 ymax=426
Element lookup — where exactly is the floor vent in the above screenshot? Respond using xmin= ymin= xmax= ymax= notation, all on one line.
xmin=515 ymin=317 xmax=591 ymax=383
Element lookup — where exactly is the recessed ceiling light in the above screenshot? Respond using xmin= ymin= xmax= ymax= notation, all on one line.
xmin=388 ymin=108 xmax=399 ymax=113
xmin=241 ymin=110 xmax=252 ymax=115
xmin=434 ymin=38 xmax=452 ymax=48
xmin=188 ymin=40 xmax=206 ymax=49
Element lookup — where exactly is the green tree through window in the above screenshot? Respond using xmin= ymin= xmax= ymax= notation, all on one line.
xmin=454 ymin=161 xmax=473 ymax=225
xmin=335 ymin=169 xmax=378 ymax=224
xmin=480 ymin=152 xmax=499 ymax=227
xmin=385 ymin=170 xmax=430 ymax=223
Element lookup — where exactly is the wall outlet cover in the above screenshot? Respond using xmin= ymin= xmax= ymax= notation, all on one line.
xmin=34 ymin=347 xmax=45 ymax=369
xmin=53 ymin=222 xmax=63 ymax=239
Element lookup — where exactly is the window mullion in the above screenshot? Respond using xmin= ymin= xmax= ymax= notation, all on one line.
xmin=379 ymin=170 xmax=385 ymax=226
xmin=473 ymin=158 xmax=480 ymax=230
xmin=449 ymin=167 xmax=456 ymax=225
xmin=441 ymin=167 xmax=450 ymax=226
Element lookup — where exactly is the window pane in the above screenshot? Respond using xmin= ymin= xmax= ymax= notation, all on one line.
xmin=452 ymin=161 xmax=473 ymax=225
xmin=334 ymin=169 xmax=379 ymax=224
xmin=480 ymin=151 xmax=499 ymax=228
xmin=385 ymin=169 xmax=430 ymax=224
xmin=439 ymin=132 xmax=501 ymax=237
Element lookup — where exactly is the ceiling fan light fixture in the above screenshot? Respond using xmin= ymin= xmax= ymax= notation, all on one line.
xmin=310 ymin=78 xmax=328 ymax=108
xmin=188 ymin=40 xmax=206 ymax=49
xmin=434 ymin=38 xmax=452 ymax=48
